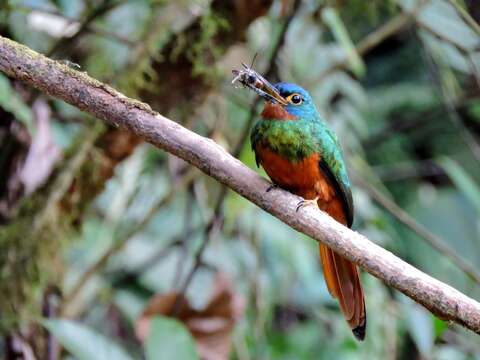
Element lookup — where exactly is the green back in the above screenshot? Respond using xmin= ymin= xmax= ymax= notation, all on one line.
xmin=251 ymin=113 xmax=354 ymax=227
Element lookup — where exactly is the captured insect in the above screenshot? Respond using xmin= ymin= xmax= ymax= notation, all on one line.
xmin=231 ymin=54 xmax=263 ymax=89
xmin=231 ymin=55 xmax=288 ymax=106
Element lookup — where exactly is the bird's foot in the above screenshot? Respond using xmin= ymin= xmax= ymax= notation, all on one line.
xmin=266 ymin=183 xmax=278 ymax=193
xmin=296 ymin=197 xmax=319 ymax=212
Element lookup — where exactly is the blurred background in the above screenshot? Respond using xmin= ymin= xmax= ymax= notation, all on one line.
xmin=1 ymin=0 xmax=480 ymax=359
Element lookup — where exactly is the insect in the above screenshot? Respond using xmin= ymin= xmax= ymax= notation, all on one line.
xmin=231 ymin=55 xmax=287 ymax=105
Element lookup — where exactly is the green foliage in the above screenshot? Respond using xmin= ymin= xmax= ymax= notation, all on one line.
xmin=2 ymin=0 xmax=480 ymax=358
xmin=322 ymin=7 xmax=366 ymax=77
xmin=0 ymin=199 xmax=68 ymax=333
xmin=43 ymin=319 xmax=134 ymax=360
xmin=0 ymin=73 xmax=33 ymax=133
xmin=186 ymin=10 xmax=229 ymax=78
xmin=145 ymin=316 xmax=199 ymax=360
xmin=439 ymin=157 xmax=480 ymax=214
xmin=115 ymin=2 xmax=175 ymax=97
xmin=403 ymin=299 xmax=434 ymax=356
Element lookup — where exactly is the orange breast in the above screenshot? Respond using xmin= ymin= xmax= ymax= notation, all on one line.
xmin=255 ymin=145 xmax=347 ymax=225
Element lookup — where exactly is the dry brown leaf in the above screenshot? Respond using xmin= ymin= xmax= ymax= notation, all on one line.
xmin=136 ymin=273 xmax=245 ymax=360
xmin=19 ymin=99 xmax=61 ymax=195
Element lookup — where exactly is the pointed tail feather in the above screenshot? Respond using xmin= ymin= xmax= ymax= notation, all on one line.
xmin=319 ymin=244 xmax=366 ymax=340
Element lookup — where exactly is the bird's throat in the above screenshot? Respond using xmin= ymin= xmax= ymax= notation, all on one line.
xmin=261 ymin=102 xmax=296 ymax=121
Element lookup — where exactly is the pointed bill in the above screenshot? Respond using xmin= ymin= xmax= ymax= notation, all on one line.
xmin=231 ymin=64 xmax=288 ymax=106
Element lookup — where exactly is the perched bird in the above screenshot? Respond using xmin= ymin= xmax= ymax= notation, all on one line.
xmin=236 ymin=70 xmax=366 ymax=340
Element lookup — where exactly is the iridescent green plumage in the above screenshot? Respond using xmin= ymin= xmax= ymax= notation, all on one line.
xmin=248 ymin=82 xmax=365 ymax=340
xmin=250 ymin=83 xmax=353 ymax=226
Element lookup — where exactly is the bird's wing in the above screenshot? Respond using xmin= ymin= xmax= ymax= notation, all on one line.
xmin=319 ymin=160 xmax=353 ymax=227
xmin=318 ymin=129 xmax=354 ymax=227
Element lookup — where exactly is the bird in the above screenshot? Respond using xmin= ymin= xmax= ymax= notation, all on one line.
xmin=246 ymin=77 xmax=366 ymax=340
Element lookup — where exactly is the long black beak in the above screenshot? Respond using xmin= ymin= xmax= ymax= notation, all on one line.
xmin=232 ymin=64 xmax=288 ymax=106
xmin=256 ymin=76 xmax=288 ymax=105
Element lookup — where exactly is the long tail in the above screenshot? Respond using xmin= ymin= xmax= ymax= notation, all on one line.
xmin=319 ymin=244 xmax=366 ymax=340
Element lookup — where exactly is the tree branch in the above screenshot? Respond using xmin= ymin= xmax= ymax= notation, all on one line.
xmin=1 ymin=36 xmax=480 ymax=334
xmin=353 ymin=174 xmax=480 ymax=284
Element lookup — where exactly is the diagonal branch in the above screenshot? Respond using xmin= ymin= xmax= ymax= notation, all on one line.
xmin=353 ymin=174 xmax=480 ymax=284
xmin=1 ymin=36 xmax=480 ymax=335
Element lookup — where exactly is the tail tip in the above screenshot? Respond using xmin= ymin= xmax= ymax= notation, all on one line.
xmin=352 ymin=324 xmax=366 ymax=341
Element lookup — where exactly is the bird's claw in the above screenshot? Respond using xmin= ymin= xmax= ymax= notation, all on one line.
xmin=295 ymin=197 xmax=319 ymax=213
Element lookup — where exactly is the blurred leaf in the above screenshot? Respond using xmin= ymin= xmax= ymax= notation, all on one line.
xmin=56 ymin=0 xmax=84 ymax=17
xmin=439 ymin=157 xmax=480 ymax=215
xmin=403 ymin=301 xmax=434 ymax=356
xmin=367 ymin=82 xmax=437 ymax=118
xmin=322 ymin=7 xmax=366 ymax=77
xmin=0 ymin=73 xmax=34 ymax=133
xmin=434 ymin=345 xmax=468 ymax=360
xmin=433 ymin=317 xmax=448 ymax=338
xmin=19 ymin=99 xmax=61 ymax=195
xmin=415 ymin=1 xmax=478 ymax=51
xmin=145 ymin=316 xmax=199 ymax=360
xmin=137 ymin=273 xmax=244 ymax=360
xmin=27 ymin=10 xmax=79 ymax=38
xmin=467 ymin=101 xmax=480 ymax=122
xmin=43 ymin=319 xmax=134 ymax=360
xmin=114 ymin=289 xmax=148 ymax=324
xmin=408 ymin=188 xmax=480 ymax=287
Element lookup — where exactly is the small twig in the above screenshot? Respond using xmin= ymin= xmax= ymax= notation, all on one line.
xmin=418 ymin=32 xmax=480 ymax=164
xmin=361 ymin=97 xmax=480 ymax=150
xmin=108 ymin=223 xmax=205 ymax=286
xmin=447 ymin=0 xmax=480 ymax=36
xmin=442 ymin=328 xmax=480 ymax=354
xmin=362 ymin=107 xmax=444 ymax=149
xmin=467 ymin=54 xmax=480 ymax=89
xmin=61 ymin=170 xmax=195 ymax=313
xmin=373 ymin=159 xmax=445 ymax=182
xmin=355 ymin=12 xmax=412 ymax=55
xmin=110 ymin=240 xmax=182 ymax=287
xmin=353 ymin=174 xmax=480 ymax=284
xmin=171 ymin=186 xmax=196 ymax=288
xmin=42 ymin=286 xmax=62 ymax=360
xmin=308 ymin=1 xmax=452 ymax=86
xmin=34 ymin=124 xmax=103 ymax=231
xmin=47 ymin=0 xmax=127 ymax=57
xmin=308 ymin=9 xmax=416 ymax=86
xmin=6 ymin=335 xmax=37 ymax=360
xmin=170 ymin=192 xmax=225 ymax=316
xmin=14 ymin=5 xmax=134 ymax=46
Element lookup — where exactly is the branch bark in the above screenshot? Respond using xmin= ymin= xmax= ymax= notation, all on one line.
xmin=1 ymin=36 xmax=479 ymax=335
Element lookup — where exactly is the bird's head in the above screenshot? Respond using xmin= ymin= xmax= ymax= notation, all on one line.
xmin=260 ymin=82 xmax=316 ymax=120
xmin=232 ymin=63 xmax=316 ymax=120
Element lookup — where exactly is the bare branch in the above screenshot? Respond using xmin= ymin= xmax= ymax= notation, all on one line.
xmin=353 ymin=174 xmax=480 ymax=284
xmin=1 ymin=36 xmax=480 ymax=334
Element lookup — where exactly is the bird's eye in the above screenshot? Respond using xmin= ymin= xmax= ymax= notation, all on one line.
xmin=286 ymin=93 xmax=303 ymax=105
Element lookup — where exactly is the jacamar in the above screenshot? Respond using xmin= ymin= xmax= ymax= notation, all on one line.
xmin=235 ymin=67 xmax=366 ymax=340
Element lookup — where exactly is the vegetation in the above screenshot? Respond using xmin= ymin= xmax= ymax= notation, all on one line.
xmin=0 ymin=0 xmax=480 ymax=358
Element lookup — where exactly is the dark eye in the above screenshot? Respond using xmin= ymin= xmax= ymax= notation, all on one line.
xmin=286 ymin=93 xmax=303 ymax=105
xmin=291 ymin=95 xmax=302 ymax=104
